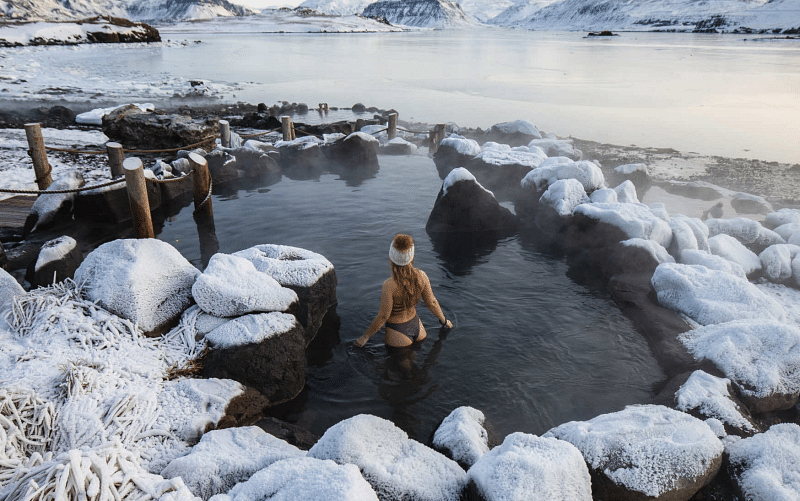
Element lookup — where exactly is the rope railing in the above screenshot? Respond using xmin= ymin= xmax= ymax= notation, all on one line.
xmin=398 ymin=126 xmax=428 ymax=135
xmin=0 ymin=177 xmax=126 ymax=195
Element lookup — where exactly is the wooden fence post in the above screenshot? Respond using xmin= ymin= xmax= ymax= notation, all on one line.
xmin=387 ymin=113 xmax=398 ymax=140
xmin=123 ymin=157 xmax=154 ymax=239
xmin=24 ymin=123 xmax=52 ymax=190
xmin=106 ymin=142 xmax=124 ymax=178
xmin=282 ymin=116 xmax=293 ymax=141
xmin=429 ymin=124 xmax=446 ymax=155
xmin=219 ymin=120 xmax=231 ymax=148
xmin=188 ymin=152 xmax=213 ymax=216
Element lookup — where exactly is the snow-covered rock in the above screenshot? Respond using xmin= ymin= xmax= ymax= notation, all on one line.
xmin=157 ymin=378 xmax=245 ymax=445
xmin=668 ymin=214 xmax=710 ymax=257
xmin=727 ymin=424 xmax=800 ymax=501
xmin=192 ymin=254 xmax=298 ymax=318
xmin=679 ymin=249 xmax=747 ymax=279
xmin=380 ymin=137 xmax=418 ymax=155
xmin=432 ymin=406 xmax=491 ymax=469
xmin=652 ymin=262 xmax=785 ymax=325
xmin=679 ymin=320 xmax=800 ymax=413
xmin=33 ymin=235 xmax=81 ymax=287
xmin=161 ymin=426 xmax=305 ymax=500
xmin=621 ymin=238 xmax=674 ymax=264
xmin=706 ymin=217 xmax=785 ymax=248
xmin=0 ymin=267 xmax=25 ymax=331
xmin=483 ymin=120 xmax=542 ymax=146
xmin=464 ymin=142 xmax=546 ymax=195
xmin=427 ymin=168 xmax=517 ymax=233
xmin=76 ymin=103 xmax=154 ymax=126
xmin=614 ymin=163 xmax=649 ymax=176
xmin=538 ymin=178 xmax=588 ymax=216
xmin=204 ymin=312 xmax=299 ymax=350
xmin=208 ymin=456 xmax=379 ymax=501
xmin=527 ymin=137 xmax=581 ymax=160
xmin=759 ymin=244 xmax=800 ymax=286
xmin=74 ymin=239 xmax=200 ymax=334
xmin=765 ymin=208 xmax=800 ymax=229
xmin=675 ymin=370 xmax=758 ymax=436
xmin=708 ymin=233 xmax=761 ymax=275
xmin=308 ymin=414 xmax=467 ymax=501
xmin=573 ymin=202 xmax=672 ymax=248
xmin=522 ymin=160 xmax=605 ymax=194
xmin=545 ymin=405 xmax=722 ymax=500
xmin=24 ymin=171 xmax=84 ymax=235
xmin=613 ymin=180 xmax=638 ymax=204
xmin=589 ymin=188 xmax=617 ymax=204
xmin=773 ymin=223 xmax=800 ymax=242
xmin=466 ymin=432 xmax=591 ymax=501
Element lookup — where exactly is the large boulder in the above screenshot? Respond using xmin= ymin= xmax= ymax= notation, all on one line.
xmin=571 ymin=203 xmax=673 ymax=249
xmin=464 ymin=142 xmax=545 ymax=197
xmin=759 ymin=244 xmax=800 ymax=286
xmin=191 ymin=253 xmax=298 ymax=318
xmin=323 ymin=132 xmax=379 ymax=168
xmin=668 ymin=214 xmax=710 ymax=257
xmin=433 ymin=135 xmax=481 ymax=178
xmin=426 ymin=168 xmax=518 ymax=234
xmin=226 ymin=147 xmax=280 ymax=178
xmin=205 ymin=150 xmax=240 ymax=185
xmin=276 ymin=137 xmax=326 ymax=180
xmin=379 ymin=137 xmax=417 ymax=156
xmin=528 ymin=137 xmax=581 ymax=160
xmin=764 ymin=208 xmax=800 ymax=229
xmin=32 ymin=236 xmax=82 ymax=287
xmin=545 ymin=405 xmax=723 ymax=501
xmin=233 ymin=244 xmax=336 ymax=345
xmin=0 ymin=267 xmax=25 ymax=331
xmin=483 ymin=120 xmax=542 ymax=146
xmin=652 ymin=263 xmax=785 ymax=325
xmin=308 ymin=414 xmax=467 ymax=501
xmin=161 ymin=426 xmax=305 ymax=500
xmin=678 ymin=249 xmax=747 ymax=279
xmin=708 ymin=234 xmax=761 ymax=275
xmin=73 ymin=172 xmax=162 ymax=224
xmin=705 ymin=217 xmax=784 ymax=250
xmin=102 ymin=105 xmax=219 ymax=150
xmin=466 ymin=432 xmax=592 ymax=501
xmin=522 ymin=159 xmax=605 ymax=194
xmin=727 ymin=424 xmax=800 ymax=500
xmin=207 ymin=457 xmax=379 ymax=501
xmin=432 ymin=406 xmax=494 ymax=470
xmin=674 ymin=370 xmax=759 ymax=437
xmin=74 ymin=239 xmax=200 ymax=335
xmin=679 ymin=320 xmax=800 ymax=413
xmin=203 ymin=312 xmax=306 ymax=405
xmin=23 ymin=171 xmax=84 ymax=236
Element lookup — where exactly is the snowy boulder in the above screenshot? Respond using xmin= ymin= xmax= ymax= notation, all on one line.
xmin=161 ymin=426 xmax=305 ymax=500
xmin=613 ymin=180 xmax=639 ymax=204
xmin=764 ymin=208 xmax=800 ymax=229
xmin=0 ymin=267 xmax=24 ymax=331
xmin=192 ymin=254 xmax=298 ymax=318
xmin=572 ymin=203 xmax=673 ymax=248
xmin=544 ymin=405 xmax=723 ymax=501
xmin=679 ymin=250 xmax=747 ymax=279
xmin=589 ymin=188 xmax=617 ymax=204
xmin=206 ymin=150 xmax=240 ymax=185
xmin=680 ymin=320 xmax=800 ymax=413
xmin=308 ymin=414 xmax=467 ymax=501
xmin=622 ymin=238 xmax=674 ymax=265
xmin=668 ymin=214 xmax=710 ymax=256
xmin=233 ymin=244 xmax=336 ymax=345
xmin=432 ymin=406 xmax=493 ymax=470
xmin=426 ymin=168 xmax=517 ymax=234
xmin=33 ymin=236 xmax=81 ymax=287
xmin=73 ymin=173 xmax=161 ymax=224
xmin=208 ymin=457 xmax=379 ymax=501
xmin=652 ymin=263 xmax=785 ymax=325
xmin=707 ymin=234 xmax=761 ymax=275
xmin=181 ymin=305 xmax=230 ymax=337
xmin=731 ymin=192 xmax=773 ymax=215
xmin=773 ymin=222 xmax=800 ymax=242
xmin=675 ymin=370 xmax=759 ymax=437
xmin=323 ymin=132 xmax=379 ymax=170
xmin=380 ymin=137 xmax=418 ymax=156
xmin=227 ymin=147 xmax=280 ymax=178
xmin=614 ymin=163 xmax=649 ymax=177
xmin=103 ymin=106 xmax=219 ymax=150
xmin=522 ymin=160 xmax=605 ymax=194
xmin=483 ymin=120 xmax=542 ymax=146
xmin=465 ymin=142 xmax=545 ymax=197
xmin=203 ymin=312 xmax=306 ymax=405
xmin=276 ymin=136 xmax=326 ymax=179
xmin=727 ymin=424 xmax=800 ymax=500
xmin=758 ymin=244 xmax=800 ymax=286
xmin=527 ymin=137 xmax=581 ymax=160
xmin=538 ymin=179 xmax=588 ymax=217
xmin=466 ymin=432 xmax=591 ymax=501
xmin=23 ymin=171 xmax=84 ymax=236
xmin=705 ymin=217 xmax=785 ymax=250
xmin=433 ymin=135 xmax=481 ymax=177
xmin=74 ymin=239 xmax=200 ymax=335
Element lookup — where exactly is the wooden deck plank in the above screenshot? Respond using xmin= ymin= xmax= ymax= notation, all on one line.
xmin=0 ymin=195 xmax=36 ymax=230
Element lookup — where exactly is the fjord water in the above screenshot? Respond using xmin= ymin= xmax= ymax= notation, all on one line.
xmin=150 ymin=28 xmax=800 ymax=163
xmin=158 ymin=155 xmax=664 ymax=440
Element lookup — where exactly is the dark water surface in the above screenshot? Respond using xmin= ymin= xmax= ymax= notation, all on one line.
xmin=157 ymin=155 xmax=664 ymax=441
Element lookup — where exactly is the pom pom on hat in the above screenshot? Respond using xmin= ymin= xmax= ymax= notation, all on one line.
xmin=390 ymin=234 xmax=414 ymax=266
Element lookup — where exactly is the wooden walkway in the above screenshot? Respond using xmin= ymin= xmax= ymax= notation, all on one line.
xmin=0 ymin=196 xmax=36 ymax=231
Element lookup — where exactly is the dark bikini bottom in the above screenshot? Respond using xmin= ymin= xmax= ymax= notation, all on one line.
xmin=386 ymin=314 xmax=421 ymax=342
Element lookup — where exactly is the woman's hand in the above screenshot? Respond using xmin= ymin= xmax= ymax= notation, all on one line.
xmin=354 ymin=334 xmax=369 ymax=347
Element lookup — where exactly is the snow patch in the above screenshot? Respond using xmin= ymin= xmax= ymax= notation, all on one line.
xmin=676 ymin=370 xmax=756 ymax=432
xmin=204 ymin=312 xmax=298 ymax=350
xmin=538 ymin=178 xmax=588 ymax=216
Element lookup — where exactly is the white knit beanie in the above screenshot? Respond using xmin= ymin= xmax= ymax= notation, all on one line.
xmin=389 ymin=241 xmax=414 ymax=266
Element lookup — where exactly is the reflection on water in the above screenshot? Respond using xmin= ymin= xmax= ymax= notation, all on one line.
xmin=157 ymin=154 xmax=665 ymax=441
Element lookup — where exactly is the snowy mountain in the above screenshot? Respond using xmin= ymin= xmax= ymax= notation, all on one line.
xmin=489 ymin=0 xmax=800 ymax=33
xmin=361 ymin=0 xmax=474 ymax=28
xmin=297 ymin=0 xmax=374 ymax=15
xmin=0 ymin=0 xmax=255 ymax=21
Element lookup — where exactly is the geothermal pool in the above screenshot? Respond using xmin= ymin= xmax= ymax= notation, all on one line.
xmin=156 ymin=154 xmax=665 ymax=441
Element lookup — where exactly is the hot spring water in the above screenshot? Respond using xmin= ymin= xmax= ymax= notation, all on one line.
xmin=156 ymin=154 xmax=665 ymax=441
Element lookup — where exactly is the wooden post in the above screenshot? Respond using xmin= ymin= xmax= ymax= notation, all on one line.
xmin=123 ymin=157 xmax=154 ymax=239
xmin=290 ymin=122 xmax=296 ymax=141
xmin=282 ymin=116 xmax=292 ymax=141
xmin=355 ymin=119 xmax=366 ymax=132
xmin=188 ymin=152 xmax=213 ymax=216
xmin=219 ymin=120 xmax=231 ymax=148
xmin=106 ymin=142 xmax=124 ymax=178
xmin=430 ymin=124 xmax=446 ymax=155
xmin=387 ymin=113 xmax=398 ymax=140
xmin=24 ymin=123 xmax=52 ymax=190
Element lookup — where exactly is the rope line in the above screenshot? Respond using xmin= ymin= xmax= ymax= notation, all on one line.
xmin=43 ymin=136 xmax=216 ymax=156
xmin=0 ymin=177 xmax=126 ymax=195
xmin=294 ymin=129 xmax=324 ymax=139
xmin=398 ymin=126 xmax=428 ymax=134
xmin=145 ymin=171 xmax=195 ymax=185
xmin=239 ymin=127 xmax=282 ymax=139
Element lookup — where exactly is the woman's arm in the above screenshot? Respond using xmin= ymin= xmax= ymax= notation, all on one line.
xmin=420 ymin=271 xmax=453 ymax=328
xmin=355 ymin=281 xmax=393 ymax=347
